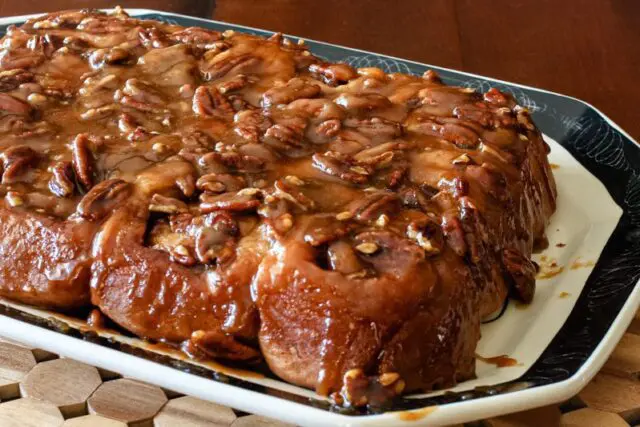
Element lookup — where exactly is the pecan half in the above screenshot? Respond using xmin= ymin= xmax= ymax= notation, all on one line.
xmin=0 ymin=69 xmax=34 ymax=92
xmin=408 ymin=118 xmax=480 ymax=149
xmin=138 ymin=26 xmax=171 ymax=48
xmin=334 ymin=93 xmax=391 ymax=112
xmin=346 ymin=191 xmax=399 ymax=222
xmin=343 ymin=117 xmax=402 ymax=141
xmin=170 ymin=27 xmax=222 ymax=49
xmin=263 ymin=121 xmax=307 ymax=153
xmin=262 ymin=77 xmax=321 ymax=107
xmin=273 ymin=177 xmax=315 ymax=211
xmin=218 ymin=74 xmax=249 ymax=94
xmin=303 ymin=215 xmax=352 ymax=246
xmin=122 ymin=78 xmax=165 ymax=106
xmin=309 ymin=62 xmax=357 ymax=85
xmin=1 ymin=145 xmax=38 ymax=184
xmin=311 ymin=151 xmax=372 ymax=184
xmin=233 ymin=109 xmax=272 ymax=142
xmin=192 ymin=85 xmax=234 ymax=118
xmin=453 ymin=103 xmax=516 ymax=129
xmin=149 ymin=194 xmax=188 ymax=214
xmin=200 ymin=189 xmax=261 ymax=213
xmin=201 ymin=53 xmax=259 ymax=81
xmin=71 ymin=134 xmax=95 ymax=190
xmin=315 ymin=118 xmax=342 ymax=138
xmin=199 ymin=151 xmax=266 ymax=173
xmin=76 ymin=179 xmax=131 ymax=221
xmin=48 ymin=161 xmax=75 ymax=197
xmin=89 ymin=47 xmax=131 ymax=68
xmin=0 ymin=93 xmax=33 ymax=116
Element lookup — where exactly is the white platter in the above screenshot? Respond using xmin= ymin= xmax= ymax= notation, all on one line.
xmin=0 ymin=9 xmax=638 ymax=427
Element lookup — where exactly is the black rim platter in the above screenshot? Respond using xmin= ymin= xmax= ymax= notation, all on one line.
xmin=0 ymin=11 xmax=638 ymax=416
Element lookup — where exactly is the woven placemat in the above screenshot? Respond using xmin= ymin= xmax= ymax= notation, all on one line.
xmin=1 ymin=309 xmax=639 ymax=427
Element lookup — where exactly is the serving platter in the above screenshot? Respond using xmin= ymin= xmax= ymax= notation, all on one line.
xmin=0 ymin=9 xmax=639 ymax=426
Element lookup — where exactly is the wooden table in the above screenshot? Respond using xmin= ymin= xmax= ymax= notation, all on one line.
xmin=0 ymin=1 xmax=638 ymax=426
xmin=1 ymin=0 xmax=638 ymax=142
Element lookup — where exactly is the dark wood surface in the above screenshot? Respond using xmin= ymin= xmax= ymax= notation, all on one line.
xmin=1 ymin=1 xmax=638 ymax=140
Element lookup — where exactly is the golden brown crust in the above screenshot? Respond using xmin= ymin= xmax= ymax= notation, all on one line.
xmin=0 ymin=8 xmax=556 ymax=406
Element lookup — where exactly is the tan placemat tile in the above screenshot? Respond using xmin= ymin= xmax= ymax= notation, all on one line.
xmin=88 ymin=378 xmax=168 ymax=424
xmin=20 ymin=358 xmax=102 ymax=418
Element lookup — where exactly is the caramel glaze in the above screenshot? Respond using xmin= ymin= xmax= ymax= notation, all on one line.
xmin=0 ymin=8 xmax=556 ymax=406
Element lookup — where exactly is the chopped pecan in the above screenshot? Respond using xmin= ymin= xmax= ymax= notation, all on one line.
xmin=483 ymin=88 xmax=512 ymax=107
xmin=406 ymin=216 xmax=443 ymax=256
xmin=399 ymin=186 xmax=434 ymax=212
xmin=422 ymin=69 xmax=442 ymax=83
xmin=194 ymin=223 xmax=236 ymax=264
xmin=257 ymin=197 xmax=292 ymax=234
xmin=196 ymin=173 xmax=246 ymax=193
xmin=502 ymin=247 xmax=537 ymax=303
xmin=48 ymin=161 xmax=75 ymax=198
xmin=309 ymin=62 xmax=357 ymax=85
xmin=27 ymin=34 xmax=62 ymax=58
xmin=0 ymin=93 xmax=33 ymax=116
xmin=337 ymin=369 xmax=405 ymax=407
xmin=346 ymin=191 xmax=399 ymax=222
xmin=200 ymin=189 xmax=261 ymax=213
xmin=149 ymin=194 xmax=188 ymax=214
xmin=71 ymin=134 xmax=95 ymax=190
xmin=515 ymin=106 xmax=536 ymax=131
xmin=181 ymin=130 xmax=215 ymax=150
xmin=438 ymin=176 xmax=469 ymax=199
xmin=76 ymin=179 xmax=131 ymax=221
xmin=0 ymin=69 xmax=34 ymax=92
xmin=334 ymin=93 xmax=391 ymax=112
xmin=233 ymin=109 xmax=272 ymax=142
xmin=176 ymin=174 xmax=196 ymax=198
xmin=262 ymin=77 xmax=321 ymax=107
xmin=201 ymin=53 xmax=259 ymax=81
xmin=192 ymin=85 xmax=234 ymax=117
xmin=170 ymin=244 xmax=197 ymax=266
xmin=1 ymin=145 xmax=38 ymax=184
